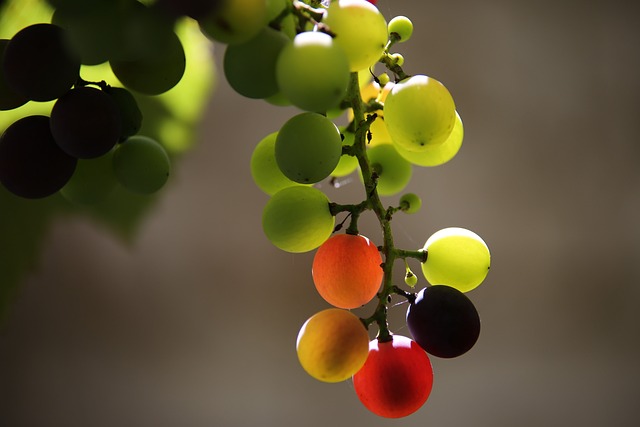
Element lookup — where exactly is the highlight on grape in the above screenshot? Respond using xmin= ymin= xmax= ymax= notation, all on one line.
xmin=0 ymin=0 xmax=491 ymax=419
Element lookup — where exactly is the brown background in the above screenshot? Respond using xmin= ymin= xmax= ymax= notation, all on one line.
xmin=2 ymin=0 xmax=640 ymax=425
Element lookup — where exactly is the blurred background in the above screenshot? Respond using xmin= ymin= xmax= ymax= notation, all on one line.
xmin=1 ymin=0 xmax=640 ymax=425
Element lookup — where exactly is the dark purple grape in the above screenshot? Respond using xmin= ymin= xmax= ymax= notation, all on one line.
xmin=0 ymin=115 xmax=77 ymax=199
xmin=50 ymin=86 xmax=122 ymax=159
xmin=2 ymin=23 xmax=80 ymax=102
xmin=154 ymin=0 xmax=223 ymax=20
xmin=0 ymin=40 xmax=28 ymax=110
xmin=406 ymin=285 xmax=481 ymax=358
xmin=104 ymin=86 xmax=142 ymax=142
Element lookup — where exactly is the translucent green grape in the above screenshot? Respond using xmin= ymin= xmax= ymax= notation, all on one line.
xmin=275 ymin=113 xmax=342 ymax=184
xmin=112 ymin=136 xmax=170 ymax=195
xmin=388 ymin=16 xmax=413 ymax=42
xmin=421 ymin=227 xmax=490 ymax=293
xmin=384 ymin=75 xmax=456 ymax=152
xmin=395 ymin=111 xmax=463 ymax=167
xmin=275 ymin=31 xmax=350 ymax=112
xmin=323 ymin=0 xmax=388 ymax=72
xmin=224 ymin=26 xmax=290 ymax=99
xmin=365 ymin=144 xmax=412 ymax=196
xmin=262 ymin=186 xmax=335 ymax=253
xmin=199 ymin=0 xmax=268 ymax=45
xmin=250 ymin=131 xmax=303 ymax=195
xmin=399 ymin=192 xmax=421 ymax=214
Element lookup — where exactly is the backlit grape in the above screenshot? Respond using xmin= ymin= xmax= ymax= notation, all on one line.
xmin=275 ymin=112 xmax=342 ymax=184
xmin=112 ymin=136 xmax=170 ymax=195
xmin=250 ymin=131 xmax=303 ymax=195
xmin=312 ymin=233 xmax=383 ymax=309
xmin=262 ymin=186 xmax=334 ymax=253
xmin=331 ymin=128 xmax=358 ymax=177
xmin=296 ymin=308 xmax=369 ymax=383
xmin=365 ymin=143 xmax=412 ymax=196
xmin=199 ymin=0 xmax=267 ymax=45
xmin=0 ymin=40 xmax=28 ymax=110
xmin=421 ymin=227 xmax=490 ymax=292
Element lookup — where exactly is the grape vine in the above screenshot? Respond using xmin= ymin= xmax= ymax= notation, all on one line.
xmin=0 ymin=0 xmax=492 ymax=419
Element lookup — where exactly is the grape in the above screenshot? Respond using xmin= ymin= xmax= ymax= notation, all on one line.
xmin=275 ymin=31 xmax=350 ymax=113
xmin=399 ymin=192 xmax=421 ymax=214
xmin=331 ymin=128 xmax=358 ymax=177
xmin=250 ymin=131 xmax=303 ymax=195
xmin=110 ymin=29 xmax=186 ymax=95
xmin=421 ymin=227 xmax=490 ymax=293
xmin=2 ymin=23 xmax=80 ymax=102
xmin=365 ymin=143 xmax=412 ymax=196
xmin=275 ymin=112 xmax=342 ymax=184
xmin=116 ymin=1 xmax=177 ymax=62
xmin=407 ymin=286 xmax=480 ymax=358
xmin=199 ymin=0 xmax=268 ymax=45
xmin=104 ymin=86 xmax=143 ymax=142
xmin=353 ymin=335 xmax=433 ymax=418
xmin=0 ymin=40 xmax=28 ymax=110
xmin=0 ymin=115 xmax=77 ymax=199
xmin=388 ymin=16 xmax=413 ymax=43
xmin=224 ymin=26 xmax=290 ymax=99
xmin=312 ymin=233 xmax=383 ymax=309
xmin=383 ymin=75 xmax=456 ymax=152
xmin=296 ymin=308 xmax=369 ymax=383
xmin=395 ymin=111 xmax=464 ymax=167
xmin=61 ymin=149 xmax=117 ymax=205
xmin=262 ymin=186 xmax=334 ymax=253
xmin=368 ymin=114 xmax=392 ymax=146
xmin=323 ymin=0 xmax=388 ymax=72
xmin=112 ymin=136 xmax=170 ymax=195
xmin=50 ymin=86 xmax=122 ymax=159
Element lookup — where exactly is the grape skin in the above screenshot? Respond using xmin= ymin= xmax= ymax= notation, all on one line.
xmin=0 ymin=115 xmax=77 ymax=199
xmin=112 ymin=136 xmax=170 ymax=195
xmin=0 ymin=40 xmax=28 ymax=110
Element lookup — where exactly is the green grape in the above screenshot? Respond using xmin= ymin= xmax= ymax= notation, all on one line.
xmin=331 ymin=128 xmax=358 ymax=177
xmin=323 ymin=0 xmax=388 ymax=72
xmin=399 ymin=192 xmax=421 ymax=214
xmin=262 ymin=186 xmax=335 ymax=253
xmin=264 ymin=91 xmax=291 ymax=107
xmin=395 ymin=111 xmax=463 ymax=167
xmin=199 ymin=0 xmax=268 ymax=45
xmin=275 ymin=31 xmax=350 ymax=112
xmin=61 ymin=149 xmax=117 ymax=205
xmin=275 ymin=112 xmax=342 ymax=184
xmin=388 ymin=16 xmax=413 ymax=42
xmin=266 ymin=0 xmax=296 ymax=39
xmin=250 ymin=131 xmax=303 ymax=195
xmin=365 ymin=144 xmax=412 ymax=196
xmin=224 ymin=26 xmax=290 ymax=99
xmin=421 ymin=227 xmax=490 ymax=293
xmin=383 ymin=75 xmax=456 ymax=152
xmin=112 ymin=136 xmax=170 ymax=195
xmin=110 ymin=29 xmax=186 ymax=95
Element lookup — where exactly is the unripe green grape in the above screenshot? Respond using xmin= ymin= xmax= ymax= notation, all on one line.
xmin=61 ymin=150 xmax=117 ymax=205
xmin=262 ymin=186 xmax=335 ymax=253
xmin=377 ymin=73 xmax=390 ymax=87
xmin=421 ymin=227 xmax=490 ymax=293
xmin=250 ymin=131 xmax=303 ymax=195
xmin=275 ymin=31 xmax=350 ymax=112
xmin=388 ymin=16 xmax=413 ymax=42
xmin=405 ymin=268 xmax=418 ymax=288
xmin=224 ymin=26 xmax=290 ymax=99
xmin=384 ymin=75 xmax=456 ymax=152
xmin=199 ymin=0 xmax=268 ymax=45
xmin=323 ymin=0 xmax=388 ymax=72
xmin=365 ymin=144 xmax=412 ymax=196
xmin=275 ymin=112 xmax=342 ymax=184
xmin=399 ymin=192 xmax=421 ymax=214
xmin=389 ymin=52 xmax=405 ymax=66
xmin=331 ymin=128 xmax=358 ymax=177
xmin=395 ymin=111 xmax=463 ymax=167
xmin=113 ymin=136 xmax=170 ymax=195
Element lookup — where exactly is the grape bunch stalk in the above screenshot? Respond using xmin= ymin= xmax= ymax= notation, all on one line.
xmin=233 ymin=0 xmax=492 ymax=419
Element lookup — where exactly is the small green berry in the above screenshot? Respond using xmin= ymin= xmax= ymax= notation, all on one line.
xmin=399 ymin=193 xmax=422 ymax=214
xmin=388 ymin=16 xmax=413 ymax=43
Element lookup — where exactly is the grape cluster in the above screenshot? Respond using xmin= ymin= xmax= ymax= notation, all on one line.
xmin=0 ymin=0 xmax=206 ymax=201
xmin=215 ymin=0 xmax=492 ymax=418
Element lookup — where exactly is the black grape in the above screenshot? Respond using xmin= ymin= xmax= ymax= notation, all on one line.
xmin=406 ymin=285 xmax=481 ymax=358
xmin=0 ymin=39 xmax=28 ymax=110
xmin=154 ymin=0 xmax=223 ymax=20
xmin=0 ymin=115 xmax=77 ymax=199
xmin=50 ymin=86 xmax=122 ymax=159
xmin=2 ymin=23 xmax=80 ymax=102
xmin=104 ymin=86 xmax=143 ymax=142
